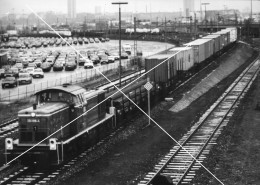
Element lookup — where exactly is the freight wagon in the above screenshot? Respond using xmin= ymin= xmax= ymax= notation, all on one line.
xmin=212 ymin=31 xmax=230 ymax=48
xmin=145 ymin=54 xmax=177 ymax=83
xmin=223 ymin=27 xmax=237 ymax=43
xmin=167 ymin=47 xmax=194 ymax=72
xmin=201 ymin=34 xmax=221 ymax=54
xmin=184 ymin=39 xmax=214 ymax=64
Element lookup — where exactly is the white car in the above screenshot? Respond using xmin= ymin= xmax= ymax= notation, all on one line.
xmin=32 ymin=68 xmax=44 ymax=78
xmin=26 ymin=67 xmax=35 ymax=76
xmin=109 ymin=52 xmax=119 ymax=60
xmin=84 ymin=59 xmax=94 ymax=69
xmin=107 ymin=56 xmax=115 ymax=63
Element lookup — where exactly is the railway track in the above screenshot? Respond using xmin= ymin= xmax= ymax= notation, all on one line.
xmin=138 ymin=58 xmax=260 ymax=185
xmin=0 ymin=119 xmax=18 ymax=138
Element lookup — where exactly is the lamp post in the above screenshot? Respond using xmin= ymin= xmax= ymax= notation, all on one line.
xmin=201 ymin=3 xmax=210 ymax=32
xmin=112 ymin=2 xmax=128 ymax=87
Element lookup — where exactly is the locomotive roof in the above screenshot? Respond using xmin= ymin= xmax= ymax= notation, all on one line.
xmin=35 ymin=84 xmax=87 ymax=96
xmin=18 ymin=102 xmax=68 ymax=115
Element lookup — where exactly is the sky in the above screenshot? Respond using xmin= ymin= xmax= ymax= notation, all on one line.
xmin=0 ymin=0 xmax=259 ymax=16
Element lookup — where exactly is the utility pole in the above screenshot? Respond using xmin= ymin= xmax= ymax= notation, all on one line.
xmin=250 ymin=0 xmax=252 ymax=19
xmin=201 ymin=3 xmax=210 ymax=32
xmin=164 ymin=17 xmax=166 ymax=42
xmin=112 ymin=2 xmax=128 ymax=87
xmin=216 ymin=13 xmax=220 ymax=31
xmin=194 ymin=13 xmax=197 ymax=36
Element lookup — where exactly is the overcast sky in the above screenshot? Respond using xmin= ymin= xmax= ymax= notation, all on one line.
xmin=0 ymin=0 xmax=259 ymax=15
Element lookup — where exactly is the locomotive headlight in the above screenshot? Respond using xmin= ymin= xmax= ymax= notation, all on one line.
xmin=31 ymin=112 xmax=36 ymax=117
xmin=5 ymin=138 xmax=13 ymax=150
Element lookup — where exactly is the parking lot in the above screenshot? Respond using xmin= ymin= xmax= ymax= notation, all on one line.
xmin=0 ymin=39 xmax=174 ymax=101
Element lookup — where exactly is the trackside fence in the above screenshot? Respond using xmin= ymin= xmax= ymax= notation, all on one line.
xmin=0 ymin=60 xmax=132 ymax=102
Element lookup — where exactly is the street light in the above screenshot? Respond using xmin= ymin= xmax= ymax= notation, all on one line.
xmin=201 ymin=3 xmax=210 ymax=31
xmin=112 ymin=2 xmax=128 ymax=87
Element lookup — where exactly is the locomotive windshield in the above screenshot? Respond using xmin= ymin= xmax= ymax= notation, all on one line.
xmin=37 ymin=91 xmax=77 ymax=104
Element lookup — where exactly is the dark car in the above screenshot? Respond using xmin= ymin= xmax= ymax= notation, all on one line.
xmin=65 ymin=61 xmax=77 ymax=71
xmin=2 ymin=77 xmax=18 ymax=88
xmin=53 ymin=61 xmax=64 ymax=71
xmin=0 ymin=69 xmax=5 ymax=79
xmin=90 ymin=54 xmax=100 ymax=65
xmin=99 ymin=37 xmax=106 ymax=42
xmin=41 ymin=62 xmax=52 ymax=72
xmin=100 ymin=55 xmax=108 ymax=65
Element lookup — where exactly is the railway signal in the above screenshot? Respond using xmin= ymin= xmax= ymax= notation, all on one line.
xmin=144 ymin=78 xmax=153 ymax=126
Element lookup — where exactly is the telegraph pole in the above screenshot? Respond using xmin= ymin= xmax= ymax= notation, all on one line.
xmin=202 ymin=3 xmax=210 ymax=32
xmin=112 ymin=2 xmax=128 ymax=87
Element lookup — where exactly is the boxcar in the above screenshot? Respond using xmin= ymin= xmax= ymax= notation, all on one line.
xmin=184 ymin=39 xmax=214 ymax=64
xmin=167 ymin=47 xmax=194 ymax=72
xmin=145 ymin=54 xmax=177 ymax=83
xmin=202 ymin=34 xmax=221 ymax=54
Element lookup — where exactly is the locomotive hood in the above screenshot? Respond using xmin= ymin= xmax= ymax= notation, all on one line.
xmin=18 ymin=102 xmax=69 ymax=116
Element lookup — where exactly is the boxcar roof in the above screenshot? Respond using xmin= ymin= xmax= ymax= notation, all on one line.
xmin=202 ymin=34 xmax=220 ymax=38
xmin=146 ymin=53 xmax=173 ymax=60
xmin=35 ymin=85 xmax=87 ymax=96
xmin=184 ymin=38 xmax=212 ymax=46
xmin=170 ymin=47 xmax=192 ymax=51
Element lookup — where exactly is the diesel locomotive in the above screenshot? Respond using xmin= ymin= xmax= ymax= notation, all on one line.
xmin=5 ymin=84 xmax=116 ymax=165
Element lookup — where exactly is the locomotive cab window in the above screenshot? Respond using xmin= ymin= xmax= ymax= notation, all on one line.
xmin=38 ymin=91 xmax=74 ymax=104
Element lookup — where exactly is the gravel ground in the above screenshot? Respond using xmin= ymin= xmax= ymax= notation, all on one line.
xmin=44 ymin=43 xmax=258 ymax=185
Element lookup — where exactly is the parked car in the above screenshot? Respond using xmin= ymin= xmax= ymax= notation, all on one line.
xmin=46 ymin=57 xmax=55 ymax=66
xmin=26 ymin=67 xmax=35 ymax=76
xmin=0 ymin=69 xmax=5 ymax=79
xmin=13 ymin=63 xmax=24 ymax=71
xmin=108 ymin=56 xmax=115 ymax=63
xmin=34 ymin=59 xmax=42 ymax=68
xmin=41 ymin=62 xmax=52 ymax=72
xmin=53 ymin=61 xmax=64 ymax=71
xmin=2 ymin=76 xmax=17 ymax=88
xmin=18 ymin=73 xmax=32 ymax=85
xmin=78 ymin=57 xmax=87 ymax=66
xmin=89 ymin=38 xmax=94 ymax=43
xmin=32 ymin=68 xmax=44 ymax=78
xmin=84 ymin=60 xmax=94 ymax=69
xmin=6 ymin=68 xmax=19 ymax=78
xmin=94 ymin=38 xmax=100 ymax=43
xmin=90 ymin=54 xmax=100 ymax=64
xmin=100 ymin=55 xmax=108 ymax=65
xmin=121 ymin=52 xmax=129 ymax=59
xmin=65 ymin=61 xmax=77 ymax=71
xmin=108 ymin=52 xmax=120 ymax=60
xmin=27 ymin=62 xmax=37 ymax=68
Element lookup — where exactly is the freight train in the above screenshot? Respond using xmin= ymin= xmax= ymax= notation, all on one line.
xmin=5 ymin=27 xmax=238 ymax=166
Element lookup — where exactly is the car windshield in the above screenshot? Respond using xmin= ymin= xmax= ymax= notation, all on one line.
xmin=19 ymin=73 xmax=30 ymax=78
xmin=4 ymin=77 xmax=15 ymax=81
xmin=27 ymin=68 xmax=34 ymax=72
xmin=35 ymin=69 xmax=42 ymax=72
